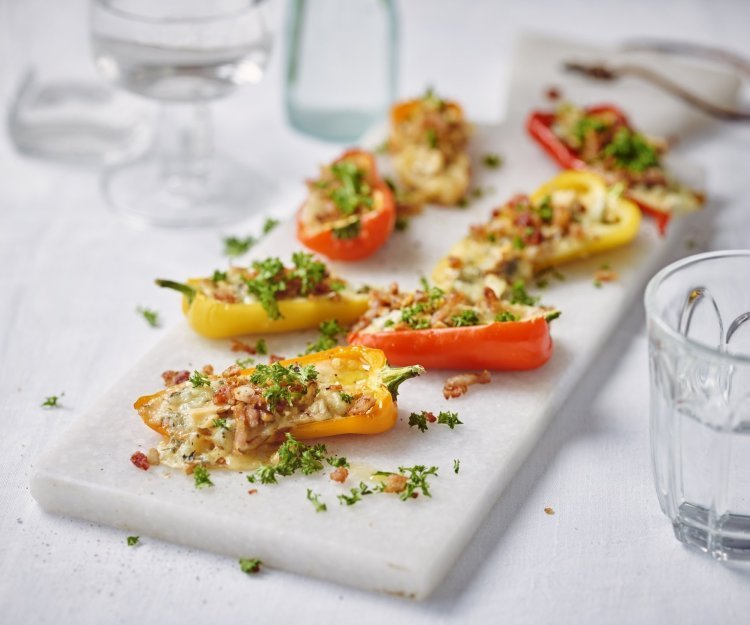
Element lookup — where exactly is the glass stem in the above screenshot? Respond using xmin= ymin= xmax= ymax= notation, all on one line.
xmin=158 ymin=102 xmax=213 ymax=196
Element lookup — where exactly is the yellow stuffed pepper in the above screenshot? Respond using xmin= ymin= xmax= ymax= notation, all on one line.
xmin=432 ymin=170 xmax=641 ymax=298
xmin=134 ymin=346 xmax=423 ymax=470
xmin=157 ymin=252 xmax=369 ymax=339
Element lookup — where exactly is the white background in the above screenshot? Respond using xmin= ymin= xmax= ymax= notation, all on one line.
xmin=2 ymin=0 xmax=750 ymax=623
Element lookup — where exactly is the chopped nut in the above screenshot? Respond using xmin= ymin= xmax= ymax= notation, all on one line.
xmin=230 ymin=339 xmax=256 ymax=354
xmin=146 ymin=448 xmax=160 ymax=466
xmin=383 ymin=474 xmax=408 ymax=493
xmin=202 ymin=364 xmax=215 ymax=375
xmin=161 ymin=369 xmax=190 ymax=387
xmin=544 ymin=507 xmax=555 ymax=516
xmin=330 ymin=466 xmax=349 ymax=483
xmin=443 ymin=370 xmax=491 ymax=399
xmin=268 ymin=354 xmax=285 ymax=364
xmin=247 ymin=489 xmax=258 ymax=495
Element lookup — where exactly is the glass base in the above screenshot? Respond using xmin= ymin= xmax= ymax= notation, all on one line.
xmin=673 ymin=502 xmax=750 ymax=560
xmin=8 ymin=75 xmax=152 ymax=167
xmin=102 ymin=151 xmax=276 ymax=228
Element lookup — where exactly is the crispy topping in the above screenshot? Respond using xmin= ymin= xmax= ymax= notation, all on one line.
xmin=443 ymin=370 xmax=491 ymax=399
xmin=161 ymin=370 xmax=190 ymax=387
xmin=130 ymin=451 xmax=150 ymax=471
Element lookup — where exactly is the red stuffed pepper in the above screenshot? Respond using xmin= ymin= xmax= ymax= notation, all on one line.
xmin=347 ymin=281 xmax=557 ymax=371
xmin=296 ymin=149 xmax=396 ymax=261
xmin=527 ymin=102 xmax=704 ymax=235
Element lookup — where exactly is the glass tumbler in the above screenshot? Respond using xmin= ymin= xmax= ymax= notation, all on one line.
xmin=646 ymin=250 xmax=750 ymax=560
xmin=284 ymin=0 xmax=398 ymax=142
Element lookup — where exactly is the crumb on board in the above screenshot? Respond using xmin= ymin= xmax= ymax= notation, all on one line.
xmin=544 ymin=507 xmax=555 ymax=516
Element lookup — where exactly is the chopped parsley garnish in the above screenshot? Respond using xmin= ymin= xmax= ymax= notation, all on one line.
xmin=327 ymin=455 xmax=349 ymax=468
xmin=482 ymin=153 xmax=503 ymax=169
xmin=594 ymin=280 xmax=603 ymax=289
xmin=401 ymin=303 xmax=431 ymax=329
xmin=437 ymin=411 xmax=463 ymax=429
xmin=408 ymin=411 xmax=429 ymax=433
xmin=453 ymin=459 xmax=460 ymax=474
xmin=291 ymin=252 xmax=327 ymax=295
xmin=248 ymin=362 xmax=318 ymax=411
xmin=332 ymin=218 xmax=361 ymax=240
xmin=306 ymin=489 xmax=327 ymax=512
xmin=603 ymin=127 xmax=660 ymax=172
xmin=239 ymin=558 xmax=262 ymax=574
xmin=329 ymin=161 xmax=373 ymax=216
xmin=255 ymin=339 xmax=268 ymax=356
xmin=193 ymin=466 xmax=213 ymax=489
xmin=409 ymin=410 xmax=462 ymax=431
xmin=137 ymin=307 xmax=160 ymax=328
xmin=339 ymin=392 xmax=354 ymax=403
xmin=396 ymin=465 xmax=438 ymax=501
xmin=419 ymin=277 xmax=444 ymax=302
xmin=509 ymin=280 xmax=539 ymax=306
xmin=545 ymin=311 xmax=562 ymax=322
xmin=212 ymin=418 xmax=228 ymax=430
xmin=262 ymin=217 xmax=279 ymax=235
xmin=337 ymin=482 xmax=373 ymax=506
xmin=395 ymin=216 xmax=409 ymax=231
xmin=41 ymin=394 xmax=63 ymax=408
xmin=245 ymin=257 xmax=286 ymax=320
xmin=189 ymin=370 xmax=211 ymax=388
xmin=223 ymin=235 xmax=256 ymax=258
xmin=512 ymin=235 xmax=525 ymax=250
xmin=495 ymin=311 xmax=519 ymax=323
xmin=425 ymin=128 xmax=438 ymax=149
xmin=537 ymin=195 xmax=553 ymax=223
xmin=127 ymin=536 xmax=140 ymax=546
xmin=244 ymin=253 xmax=330 ymax=321
xmin=211 ymin=270 xmax=228 ymax=283
xmin=572 ymin=116 xmax=606 ymax=143
xmin=422 ymin=86 xmax=444 ymax=108
xmin=304 ymin=319 xmax=345 ymax=355
xmin=450 ymin=310 xmax=480 ymax=327
xmin=235 ymin=356 xmax=255 ymax=368
xmin=246 ymin=433 xmax=342 ymax=484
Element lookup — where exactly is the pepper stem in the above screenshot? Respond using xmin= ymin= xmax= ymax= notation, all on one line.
xmin=381 ymin=365 xmax=425 ymax=401
xmin=155 ymin=279 xmax=197 ymax=305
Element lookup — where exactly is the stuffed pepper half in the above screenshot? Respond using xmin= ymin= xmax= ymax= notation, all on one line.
xmin=135 ymin=346 xmax=423 ymax=470
xmin=432 ymin=171 xmax=641 ymax=298
xmin=157 ymin=252 xmax=368 ymax=339
xmin=296 ymin=149 xmax=396 ymax=261
xmin=527 ymin=102 xmax=704 ymax=234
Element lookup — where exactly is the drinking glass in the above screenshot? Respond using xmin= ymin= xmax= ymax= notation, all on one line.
xmin=284 ymin=0 xmax=398 ymax=142
xmin=90 ymin=0 xmax=274 ymax=227
xmin=646 ymin=250 xmax=750 ymax=560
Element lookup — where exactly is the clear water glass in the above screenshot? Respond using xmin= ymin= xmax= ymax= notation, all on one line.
xmin=6 ymin=0 xmax=151 ymax=166
xmin=646 ymin=250 xmax=750 ymax=560
xmin=284 ymin=0 xmax=398 ymax=142
xmin=90 ymin=0 xmax=275 ymax=228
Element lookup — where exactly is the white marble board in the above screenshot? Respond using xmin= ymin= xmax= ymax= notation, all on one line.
xmin=30 ymin=35 xmax=739 ymax=599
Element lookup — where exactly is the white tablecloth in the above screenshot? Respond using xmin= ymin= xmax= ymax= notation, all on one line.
xmin=2 ymin=1 xmax=750 ymax=623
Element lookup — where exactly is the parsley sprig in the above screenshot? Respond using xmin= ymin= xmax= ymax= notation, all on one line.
xmin=338 ymin=482 xmax=374 ymax=506
xmin=376 ymin=466 xmax=439 ymax=501
xmin=193 ymin=466 xmax=214 ymax=489
xmin=189 ymin=370 xmax=211 ymax=388
xmin=246 ymin=433 xmax=345 ymax=484
xmin=408 ymin=411 xmax=463 ymax=432
xmin=329 ymin=161 xmax=373 ymax=216
xmin=239 ymin=558 xmax=262 ymax=574
xmin=136 ymin=307 xmax=160 ymax=328
xmin=306 ymin=489 xmax=327 ymax=512
xmin=41 ymin=394 xmax=64 ymax=408
xmin=248 ymin=362 xmax=318 ymax=411
xmin=303 ymin=319 xmax=345 ymax=355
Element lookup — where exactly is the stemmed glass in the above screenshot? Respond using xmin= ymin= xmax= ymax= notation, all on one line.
xmin=90 ymin=0 xmax=274 ymax=227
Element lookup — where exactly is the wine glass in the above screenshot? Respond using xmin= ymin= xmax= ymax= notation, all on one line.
xmin=90 ymin=0 xmax=274 ymax=227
